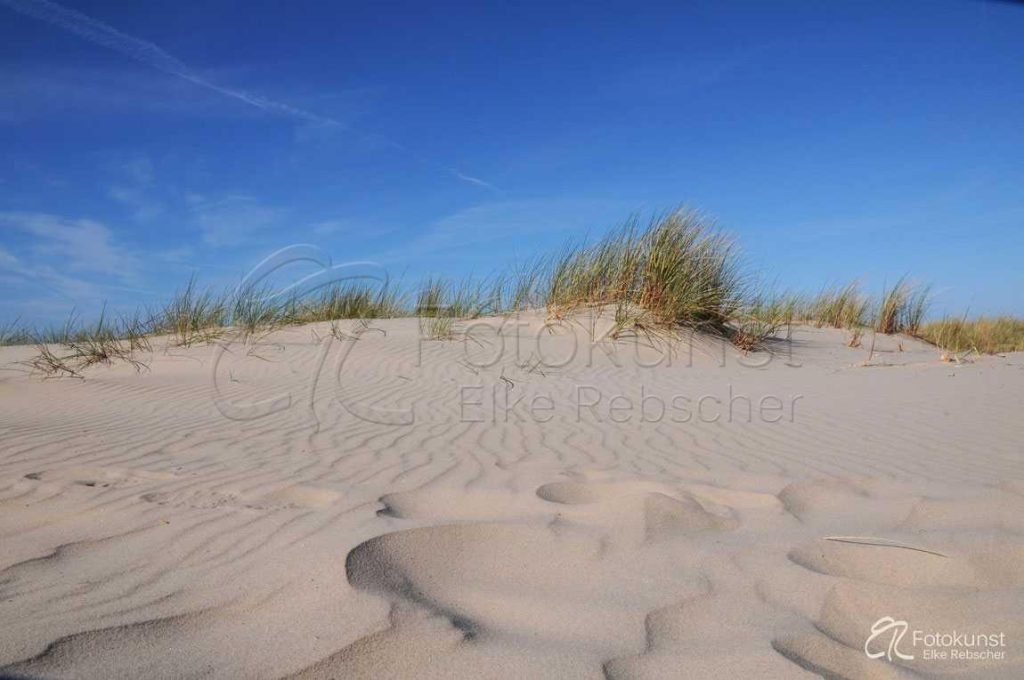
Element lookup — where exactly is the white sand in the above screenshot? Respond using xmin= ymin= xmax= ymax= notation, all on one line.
xmin=1 ymin=311 xmax=1022 ymax=678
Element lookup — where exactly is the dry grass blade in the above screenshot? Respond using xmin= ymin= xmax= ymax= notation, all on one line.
xmin=875 ymin=277 xmax=930 ymax=335
xmin=823 ymin=536 xmax=947 ymax=558
xmin=25 ymin=307 xmax=150 ymax=378
xmin=802 ymin=282 xmax=869 ymax=329
xmin=918 ymin=316 xmax=1024 ymax=355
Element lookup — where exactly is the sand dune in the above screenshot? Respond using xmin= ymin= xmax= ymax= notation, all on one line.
xmin=1 ymin=312 xmax=1022 ymax=678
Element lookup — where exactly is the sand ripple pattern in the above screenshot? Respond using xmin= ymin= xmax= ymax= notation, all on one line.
xmin=1 ymin=317 xmax=1022 ymax=678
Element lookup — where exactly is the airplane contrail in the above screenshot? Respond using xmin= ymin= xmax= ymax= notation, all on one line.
xmin=0 ymin=0 xmax=339 ymax=126
xmin=2 ymin=0 xmax=501 ymax=190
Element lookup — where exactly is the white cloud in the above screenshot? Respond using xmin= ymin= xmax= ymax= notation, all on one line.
xmin=186 ymin=193 xmax=280 ymax=247
xmin=0 ymin=219 xmax=165 ymax=327
xmin=0 ymin=211 xmax=138 ymax=275
xmin=0 ymin=243 xmax=106 ymax=302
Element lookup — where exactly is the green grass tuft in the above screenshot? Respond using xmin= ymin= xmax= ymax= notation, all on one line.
xmin=156 ymin=275 xmax=229 ymax=346
xmin=300 ymin=282 xmax=404 ymax=322
xmin=545 ymin=210 xmax=743 ymax=335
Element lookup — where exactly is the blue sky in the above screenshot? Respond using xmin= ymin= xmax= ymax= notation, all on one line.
xmin=1 ymin=0 xmax=1022 ymax=326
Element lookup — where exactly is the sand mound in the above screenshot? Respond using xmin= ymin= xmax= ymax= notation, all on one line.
xmin=1 ymin=317 xmax=1022 ymax=677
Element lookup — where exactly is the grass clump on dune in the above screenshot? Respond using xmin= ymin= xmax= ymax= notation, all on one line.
xmin=415 ymin=278 xmax=456 ymax=340
xmin=779 ymin=279 xmax=929 ymax=338
xmin=28 ymin=308 xmax=151 ymax=378
xmin=733 ymin=292 xmax=802 ymax=350
xmin=300 ymin=282 xmax=404 ymax=323
xmin=156 ymin=275 xmax=230 ymax=346
xmin=546 ymin=209 xmax=786 ymax=349
xmin=418 ymin=275 xmax=508 ymax=320
xmin=918 ymin=316 xmax=1024 ymax=355
xmin=546 ymin=210 xmax=744 ymax=336
xmin=803 ymin=282 xmax=869 ymax=329
xmin=0 ymin=318 xmax=33 ymax=347
xmin=412 ymin=271 xmax=555 ymax=340
xmin=229 ymin=284 xmax=292 ymax=339
xmin=875 ymin=278 xmax=930 ymax=335
xmin=228 ymin=279 xmax=407 ymax=337
xmin=416 ymin=287 xmax=454 ymax=339
xmin=10 ymin=206 xmax=1024 ymax=371
xmin=415 ymin=276 xmax=499 ymax=340
xmin=495 ymin=262 xmax=546 ymax=312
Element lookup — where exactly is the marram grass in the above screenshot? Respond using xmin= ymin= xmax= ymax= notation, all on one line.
xmin=918 ymin=317 xmax=1024 ymax=355
xmin=6 ymin=207 xmax=1022 ymax=374
xmin=875 ymin=278 xmax=930 ymax=335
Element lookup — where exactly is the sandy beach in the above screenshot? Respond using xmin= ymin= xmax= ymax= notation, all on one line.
xmin=3 ymin=0 xmax=1022 ymax=677
xmin=1 ymin=312 xmax=1022 ymax=678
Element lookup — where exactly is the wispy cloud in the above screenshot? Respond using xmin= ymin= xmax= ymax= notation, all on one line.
xmin=0 ymin=217 xmax=146 ymax=313
xmin=0 ymin=248 xmax=104 ymax=302
xmin=108 ymin=185 xmax=163 ymax=222
xmin=0 ymin=211 xmax=139 ymax=275
xmin=453 ymin=170 xmax=500 ymax=191
xmin=0 ymin=1 xmax=499 ymax=189
xmin=310 ymin=219 xmax=358 ymax=237
xmin=186 ymin=193 xmax=281 ymax=248
xmin=0 ymin=65 xmax=302 ymax=122
xmin=107 ymin=156 xmax=164 ymax=222
xmin=0 ymin=247 xmax=21 ymax=270
xmin=381 ymin=197 xmax=627 ymax=264
xmin=0 ymin=0 xmax=339 ymax=126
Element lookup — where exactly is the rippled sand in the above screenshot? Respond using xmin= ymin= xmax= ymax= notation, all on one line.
xmin=1 ymin=312 xmax=1022 ymax=678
